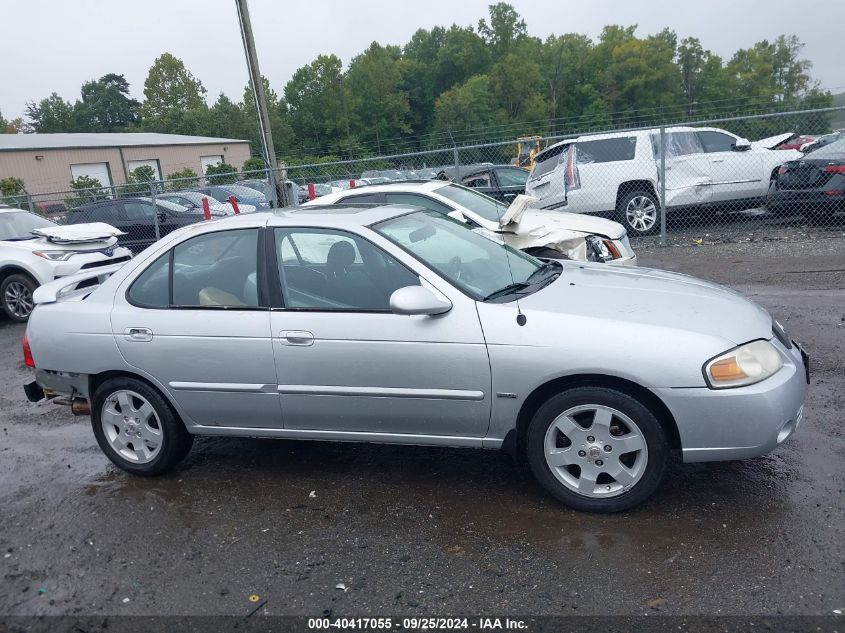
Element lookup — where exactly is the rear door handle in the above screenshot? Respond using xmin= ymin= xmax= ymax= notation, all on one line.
xmin=711 ymin=158 xmax=725 ymax=163
xmin=124 ymin=327 xmax=153 ymax=342
xmin=280 ymin=330 xmax=314 ymax=346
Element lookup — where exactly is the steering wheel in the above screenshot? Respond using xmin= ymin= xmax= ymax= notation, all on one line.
xmin=445 ymin=255 xmax=463 ymax=280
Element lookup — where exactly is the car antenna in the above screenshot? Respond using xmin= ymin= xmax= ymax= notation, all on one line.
xmin=496 ymin=199 xmax=527 ymax=327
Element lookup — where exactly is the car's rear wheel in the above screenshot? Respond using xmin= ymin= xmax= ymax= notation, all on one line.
xmin=617 ymin=190 xmax=660 ymax=236
xmin=91 ymin=377 xmax=193 ymax=476
xmin=1 ymin=273 xmax=37 ymax=322
xmin=526 ymin=386 xmax=668 ymax=512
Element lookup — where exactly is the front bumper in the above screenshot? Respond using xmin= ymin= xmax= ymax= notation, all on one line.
xmin=653 ymin=339 xmax=809 ymax=462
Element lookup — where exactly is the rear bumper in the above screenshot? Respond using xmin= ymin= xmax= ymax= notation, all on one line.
xmin=767 ymin=189 xmax=845 ymax=211
xmin=27 ymin=369 xmax=91 ymax=400
xmin=653 ymin=339 xmax=809 ymax=463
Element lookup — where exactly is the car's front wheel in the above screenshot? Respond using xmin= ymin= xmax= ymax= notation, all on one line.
xmin=1 ymin=273 xmax=37 ymax=322
xmin=526 ymin=386 xmax=668 ymax=512
xmin=91 ymin=377 xmax=193 ymax=476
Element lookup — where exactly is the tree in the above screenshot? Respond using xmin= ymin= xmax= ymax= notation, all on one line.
xmin=25 ymin=93 xmax=77 ymax=132
xmin=1 ymin=177 xmax=27 ymax=207
xmin=123 ymin=164 xmax=157 ymax=194
xmin=284 ymin=55 xmax=349 ymax=154
xmin=140 ymin=53 xmax=207 ymax=133
xmin=243 ymin=76 xmax=295 ymax=157
xmin=166 ymin=168 xmax=199 ymax=190
xmin=242 ymin=156 xmax=266 ymax=175
xmin=432 ymin=75 xmax=499 ymax=142
xmin=76 ymin=73 xmax=139 ymax=132
xmin=434 ymin=26 xmax=491 ymax=95
xmin=205 ymin=162 xmax=237 ymax=185
xmin=67 ymin=175 xmax=110 ymax=206
xmin=491 ymin=51 xmax=545 ymax=120
xmin=346 ymin=43 xmax=411 ymax=152
xmin=477 ymin=2 xmax=528 ymax=59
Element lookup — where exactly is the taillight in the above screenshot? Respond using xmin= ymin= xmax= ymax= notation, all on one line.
xmin=823 ymin=164 xmax=845 ymax=174
xmin=564 ymin=146 xmax=580 ymax=191
xmin=778 ymin=166 xmax=788 ymax=174
xmin=22 ymin=334 xmax=34 ymax=368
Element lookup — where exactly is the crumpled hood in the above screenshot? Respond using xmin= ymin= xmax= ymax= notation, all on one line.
xmin=519 ymin=262 xmax=771 ymax=345
xmin=510 ymin=210 xmax=626 ymax=240
xmin=752 ymin=132 xmax=794 ymax=150
xmin=31 ymin=222 xmax=124 ymax=245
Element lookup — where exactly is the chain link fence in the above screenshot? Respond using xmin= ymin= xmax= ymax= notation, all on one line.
xmin=2 ymin=107 xmax=843 ymax=256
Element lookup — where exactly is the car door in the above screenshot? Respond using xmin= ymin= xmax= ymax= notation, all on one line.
xmin=111 ymin=227 xmax=280 ymax=429
xmin=697 ymin=130 xmax=764 ymax=203
xmin=122 ymin=200 xmax=161 ymax=251
xmin=461 ymin=170 xmax=497 ymax=199
xmin=652 ymin=132 xmax=714 ymax=208
xmin=268 ymin=226 xmax=491 ymax=438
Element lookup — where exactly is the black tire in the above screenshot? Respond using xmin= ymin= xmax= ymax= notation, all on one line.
xmin=91 ymin=377 xmax=193 ymax=476
xmin=526 ymin=386 xmax=668 ymax=512
xmin=616 ymin=189 xmax=660 ymax=236
xmin=1 ymin=273 xmax=37 ymax=322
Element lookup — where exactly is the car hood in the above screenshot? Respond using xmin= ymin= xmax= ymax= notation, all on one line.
xmin=26 ymin=223 xmax=124 ymax=249
xmin=519 ymin=262 xmax=771 ymax=345
xmin=510 ymin=209 xmax=626 ymax=239
xmin=752 ymin=132 xmax=795 ymax=150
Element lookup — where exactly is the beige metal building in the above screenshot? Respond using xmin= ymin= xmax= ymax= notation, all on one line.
xmin=0 ymin=133 xmax=251 ymax=195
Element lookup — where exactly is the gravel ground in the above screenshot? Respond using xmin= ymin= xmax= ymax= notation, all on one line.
xmin=0 ymin=237 xmax=843 ymax=620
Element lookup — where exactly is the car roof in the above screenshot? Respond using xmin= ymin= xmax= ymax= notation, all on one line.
xmin=538 ymin=125 xmax=699 ymax=157
xmin=309 ymin=181 xmax=448 ymax=205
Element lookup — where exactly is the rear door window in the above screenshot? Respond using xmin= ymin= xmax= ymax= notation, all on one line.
xmin=698 ymin=131 xmax=736 ymax=153
xmin=575 ymin=137 xmax=637 ymax=164
xmin=652 ymin=132 xmax=706 ymax=159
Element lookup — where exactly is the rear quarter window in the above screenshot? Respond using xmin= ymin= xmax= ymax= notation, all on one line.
xmin=575 ymin=137 xmax=637 ymax=164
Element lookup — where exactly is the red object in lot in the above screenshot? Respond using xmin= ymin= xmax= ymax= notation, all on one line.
xmin=308 ymin=183 xmax=316 ymax=200
xmin=823 ymin=165 xmax=845 ymax=174
xmin=349 ymin=179 xmax=356 ymax=189
xmin=778 ymin=135 xmax=815 ymax=150
xmin=228 ymin=195 xmax=240 ymax=214
xmin=22 ymin=334 xmax=34 ymax=368
xmin=201 ymin=197 xmax=212 ymax=221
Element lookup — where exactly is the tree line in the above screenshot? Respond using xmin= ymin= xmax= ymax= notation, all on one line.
xmin=2 ymin=3 xmax=834 ymax=165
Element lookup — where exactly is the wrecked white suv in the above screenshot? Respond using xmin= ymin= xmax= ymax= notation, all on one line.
xmin=526 ymin=127 xmax=803 ymax=236
xmin=0 ymin=207 xmax=131 ymax=321
xmin=306 ymin=181 xmax=637 ymax=266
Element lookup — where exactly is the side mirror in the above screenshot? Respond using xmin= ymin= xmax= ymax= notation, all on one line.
xmin=389 ymin=286 xmax=452 ymax=316
xmin=733 ymin=138 xmax=751 ymax=151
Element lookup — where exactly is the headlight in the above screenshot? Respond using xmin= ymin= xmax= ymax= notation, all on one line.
xmin=703 ymin=340 xmax=783 ymax=389
xmin=585 ymin=235 xmax=620 ymax=262
xmin=33 ymin=251 xmax=75 ymax=261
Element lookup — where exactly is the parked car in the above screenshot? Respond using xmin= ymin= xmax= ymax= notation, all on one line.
xmin=767 ymin=135 xmax=845 ymax=220
xmin=307 ymin=181 xmax=636 ymax=265
xmin=189 ymin=185 xmax=269 ymax=210
xmin=526 ymin=127 xmax=803 ymax=236
xmin=66 ymin=198 xmax=206 ymax=253
xmin=360 ymin=170 xmax=407 ymax=181
xmin=158 ymin=191 xmax=254 ymax=216
xmin=797 ymin=130 xmax=843 ymax=154
xmin=23 ymin=205 xmax=809 ymax=512
xmin=0 ymin=207 xmax=131 ymax=321
xmin=239 ymin=179 xmax=301 ymax=207
xmin=438 ymin=164 xmax=530 ymax=202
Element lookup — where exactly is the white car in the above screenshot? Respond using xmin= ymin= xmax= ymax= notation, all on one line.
xmin=304 ymin=181 xmax=637 ymax=265
xmin=157 ymin=192 xmax=255 ymax=216
xmin=526 ymin=127 xmax=803 ymax=236
xmin=0 ymin=207 xmax=132 ymax=321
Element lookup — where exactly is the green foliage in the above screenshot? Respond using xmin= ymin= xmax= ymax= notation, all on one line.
xmin=122 ymin=164 xmax=158 ymax=195
xmin=204 ymin=162 xmax=237 ymax=185
xmin=1 ymin=177 xmax=26 ymax=202
xmin=139 ymin=53 xmax=208 ymax=133
xmin=166 ymin=168 xmax=200 ymax=191
xmin=67 ymin=175 xmax=110 ymax=207
xmin=242 ymin=156 xmax=266 ymax=175
xmin=25 ymin=93 xmax=76 ymax=132
xmin=76 ymin=73 xmax=139 ymax=132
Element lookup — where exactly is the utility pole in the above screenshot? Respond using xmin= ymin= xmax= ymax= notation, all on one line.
xmin=235 ymin=0 xmax=288 ymax=207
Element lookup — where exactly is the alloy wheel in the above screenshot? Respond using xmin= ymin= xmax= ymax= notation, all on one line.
xmin=625 ymin=196 xmax=657 ymax=232
xmin=543 ymin=404 xmax=648 ymax=498
xmin=101 ymin=390 xmax=163 ymax=464
xmin=4 ymin=281 xmax=34 ymax=319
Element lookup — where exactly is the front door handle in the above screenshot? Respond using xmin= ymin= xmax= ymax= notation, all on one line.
xmin=124 ymin=327 xmax=153 ymax=342
xmin=280 ymin=330 xmax=314 ymax=346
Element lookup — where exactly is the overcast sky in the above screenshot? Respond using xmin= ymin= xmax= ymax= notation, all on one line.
xmin=3 ymin=0 xmax=843 ymax=120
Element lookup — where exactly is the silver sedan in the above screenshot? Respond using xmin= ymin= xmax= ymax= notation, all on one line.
xmin=23 ymin=205 xmax=809 ymax=512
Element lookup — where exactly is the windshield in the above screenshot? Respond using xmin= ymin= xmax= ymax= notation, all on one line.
xmin=374 ymin=210 xmax=546 ymax=301
xmin=138 ymin=197 xmax=188 ymax=212
xmin=0 ymin=211 xmax=57 ymax=240
xmin=435 ymin=183 xmax=507 ymax=223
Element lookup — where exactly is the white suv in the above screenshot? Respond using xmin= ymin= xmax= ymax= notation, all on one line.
xmin=526 ymin=127 xmax=802 ymax=235
xmin=0 ymin=207 xmax=132 ymax=321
